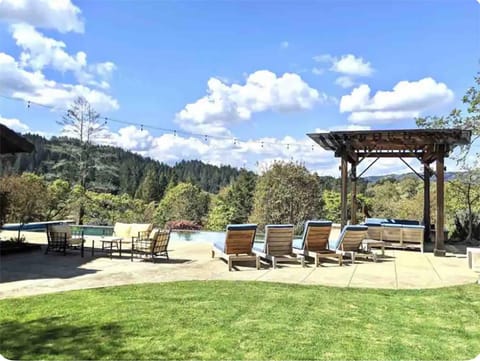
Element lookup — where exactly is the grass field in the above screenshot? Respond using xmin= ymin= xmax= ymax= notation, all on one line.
xmin=1 ymin=281 xmax=479 ymax=360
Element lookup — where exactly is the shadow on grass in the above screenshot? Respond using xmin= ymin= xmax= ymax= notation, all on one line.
xmin=0 ymin=316 xmax=135 ymax=360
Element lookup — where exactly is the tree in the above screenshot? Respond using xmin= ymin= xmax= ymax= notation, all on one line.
xmin=0 ymin=173 xmax=48 ymax=241
xmin=416 ymin=73 xmax=479 ymax=161
xmin=206 ymin=187 xmax=236 ymax=231
xmin=225 ymin=170 xmax=257 ymax=224
xmin=55 ymin=96 xmax=113 ymax=224
xmin=446 ymin=167 xmax=480 ymax=244
xmin=44 ymin=179 xmax=72 ymax=220
xmin=155 ymin=182 xmax=210 ymax=227
xmin=249 ymin=162 xmax=321 ymax=232
xmin=135 ymin=167 xmax=161 ymax=203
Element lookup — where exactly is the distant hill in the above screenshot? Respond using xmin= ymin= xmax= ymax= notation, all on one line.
xmin=363 ymin=172 xmax=461 ymax=183
xmin=0 ymin=133 xmax=252 ymax=195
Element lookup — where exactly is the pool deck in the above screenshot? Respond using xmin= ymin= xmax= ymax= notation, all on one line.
xmin=0 ymin=231 xmax=479 ymax=299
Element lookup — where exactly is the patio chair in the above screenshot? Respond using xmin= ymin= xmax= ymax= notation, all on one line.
xmin=45 ymin=224 xmax=85 ymax=257
xmin=252 ymin=224 xmax=304 ymax=268
xmin=212 ymin=224 xmax=260 ymax=271
xmin=131 ymin=229 xmax=171 ymax=262
xmin=292 ymin=220 xmax=342 ymax=267
xmin=332 ymin=225 xmax=376 ymax=264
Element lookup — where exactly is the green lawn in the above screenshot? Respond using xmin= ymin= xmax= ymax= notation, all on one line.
xmin=1 ymin=281 xmax=479 ymax=360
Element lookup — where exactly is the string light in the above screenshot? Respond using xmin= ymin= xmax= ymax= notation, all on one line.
xmin=0 ymin=93 xmax=318 ymax=152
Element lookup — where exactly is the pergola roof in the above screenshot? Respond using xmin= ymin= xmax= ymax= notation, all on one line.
xmin=308 ymin=129 xmax=472 ymax=164
xmin=0 ymin=124 xmax=34 ymax=154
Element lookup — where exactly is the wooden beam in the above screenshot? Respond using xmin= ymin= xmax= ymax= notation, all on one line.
xmin=423 ymin=165 xmax=431 ymax=244
xmin=434 ymin=155 xmax=446 ymax=256
xmin=351 ymin=162 xmax=357 ymax=225
xmin=340 ymin=157 xmax=348 ymax=228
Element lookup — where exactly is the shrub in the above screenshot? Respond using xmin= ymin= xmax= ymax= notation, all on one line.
xmin=165 ymin=220 xmax=202 ymax=231
xmin=449 ymin=211 xmax=480 ymax=245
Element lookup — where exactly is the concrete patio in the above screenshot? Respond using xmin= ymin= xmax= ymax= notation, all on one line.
xmin=0 ymin=231 xmax=478 ymax=299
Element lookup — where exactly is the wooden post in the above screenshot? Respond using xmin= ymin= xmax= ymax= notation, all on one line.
xmin=351 ymin=162 xmax=357 ymax=225
xmin=423 ymin=164 xmax=431 ymax=244
xmin=434 ymin=155 xmax=446 ymax=256
xmin=341 ymin=156 xmax=348 ymax=228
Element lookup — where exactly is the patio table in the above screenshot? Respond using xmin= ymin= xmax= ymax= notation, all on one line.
xmin=93 ymin=236 xmax=123 ymax=259
xmin=363 ymin=239 xmax=385 ymax=256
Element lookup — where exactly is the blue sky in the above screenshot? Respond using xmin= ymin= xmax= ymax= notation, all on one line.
xmin=0 ymin=0 xmax=479 ymax=175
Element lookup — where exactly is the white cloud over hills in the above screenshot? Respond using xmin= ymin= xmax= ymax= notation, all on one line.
xmin=0 ymin=0 xmax=118 ymax=112
xmin=340 ymin=77 xmax=454 ymax=124
xmin=176 ymin=70 xmax=327 ymax=135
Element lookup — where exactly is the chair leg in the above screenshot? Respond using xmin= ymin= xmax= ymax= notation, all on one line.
xmin=228 ymin=258 xmax=233 ymax=272
xmin=351 ymin=253 xmax=356 ymax=264
xmin=272 ymin=257 xmax=277 ymax=269
xmin=81 ymin=242 xmax=84 ymax=258
xmin=315 ymin=254 xmax=319 ymax=267
xmin=338 ymin=254 xmax=343 ymax=266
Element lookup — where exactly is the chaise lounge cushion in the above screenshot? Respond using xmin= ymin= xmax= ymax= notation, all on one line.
xmin=113 ymin=222 xmax=131 ymax=240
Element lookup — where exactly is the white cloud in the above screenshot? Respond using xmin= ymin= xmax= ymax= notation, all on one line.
xmin=11 ymin=23 xmax=116 ymax=89
xmin=0 ymin=0 xmax=84 ymax=33
xmin=312 ymin=67 xmax=324 ymax=76
xmin=340 ymin=78 xmax=454 ymax=124
xmin=335 ymin=76 xmax=355 ymax=88
xmin=176 ymin=70 xmax=326 ymax=135
xmin=330 ymin=54 xmax=373 ymax=76
xmin=0 ymin=52 xmax=119 ymax=112
xmin=0 ymin=115 xmax=30 ymax=132
xmin=313 ymin=53 xmax=373 ymax=87
xmin=280 ymin=41 xmax=289 ymax=49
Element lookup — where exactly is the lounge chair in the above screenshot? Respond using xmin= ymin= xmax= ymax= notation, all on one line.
xmin=331 ymin=225 xmax=376 ymax=264
xmin=212 ymin=224 xmax=260 ymax=271
xmin=45 ymin=224 xmax=85 ymax=257
xmin=252 ymin=224 xmax=304 ymax=268
xmin=131 ymin=228 xmax=171 ymax=262
xmin=292 ymin=220 xmax=342 ymax=267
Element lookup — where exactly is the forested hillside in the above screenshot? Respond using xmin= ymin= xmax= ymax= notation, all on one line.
xmin=0 ymin=134 xmax=246 ymax=195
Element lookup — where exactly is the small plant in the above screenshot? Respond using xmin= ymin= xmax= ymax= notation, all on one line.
xmin=8 ymin=234 xmax=26 ymax=243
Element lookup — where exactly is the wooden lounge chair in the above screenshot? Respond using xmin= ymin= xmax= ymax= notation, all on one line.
xmin=131 ymin=228 xmax=171 ymax=262
xmin=45 ymin=224 xmax=85 ymax=257
xmin=211 ymin=224 xmax=260 ymax=271
xmin=292 ymin=220 xmax=342 ymax=267
xmin=252 ymin=224 xmax=304 ymax=268
xmin=333 ymin=225 xmax=376 ymax=264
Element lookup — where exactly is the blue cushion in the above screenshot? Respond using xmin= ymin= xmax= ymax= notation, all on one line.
xmin=364 ymin=218 xmax=389 ymax=225
xmin=265 ymin=224 xmax=294 ymax=229
xmin=382 ymin=223 xmax=401 ymax=228
xmin=292 ymin=238 xmax=304 ymax=250
xmin=401 ymin=224 xmax=424 ymax=229
xmin=226 ymin=224 xmax=257 ymax=231
xmin=213 ymin=239 xmax=225 ymax=252
xmin=392 ymin=219 xmax=420 ymax=226
xmin=253 ymin=242 xmax=265 ymax=253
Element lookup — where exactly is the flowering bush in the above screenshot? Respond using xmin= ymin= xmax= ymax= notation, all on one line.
xmin=165 ymin=220 xmax=202 ymax=231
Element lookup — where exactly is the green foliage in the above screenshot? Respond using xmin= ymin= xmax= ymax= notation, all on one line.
xmin=0 ymin=173 xmax=49 ymax=240
xmin=449 ymin=211 xmax=480 ymax=244
xmin=83 ymin=191 xmax=149 ymax=225
xmin=321 ymin=190 xmax=341 ymax=222
xmin=249 ymin=162 xmax=321 ymax=232
xmin=155 ymin=182 xmax=210 ymax=227
xmin=44 ymin=179 xmax=72 ymax=220
xmin=206 ymin=188 xmax=236 ymax=231
xmin=1 ymin=282 xmax=479 ymax=360
xmin=135 ymin=167 xmax=162 ymax=203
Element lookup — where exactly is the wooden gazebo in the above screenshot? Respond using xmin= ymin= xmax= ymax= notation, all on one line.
xmin=0 ymin=124 xmax=34 ymax=154
xmin=308 ymin=129 xmax=472 ymax=256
